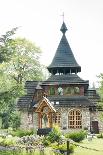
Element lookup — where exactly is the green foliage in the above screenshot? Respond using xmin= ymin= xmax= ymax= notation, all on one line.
xmin=0 ymin=138 xmax=15 ymax=146
xmin=42 ymin=137 xmax=50 ymax=146
xmin=11 ymin=129 xmax=34 ymax=137
xmin=42 ymin=125 xmax=62 ymax=146
xmin=97 ymin=133 xmax=103 ymax=138
xmin=0 ymin=102 xmax=21 ymax=129
xmin=0 ymin=136 xmax=17 ymax=147
xmin=1 ymin=112 xmax=9 ymax=129
xmin=7 ymin=37 xmax=44 ymax=83
xmin=0 ymin=149 xmax=54 ymax=155
xmin=0 ymin=29 xmax=45 ymax=129
xmin=97 ymin=74 xmax=103 ymax=120
xmin=0 ymin=151 xmax=14 ymax=155
xmin=47 ymin=125 xmax=62 ymax=143
xmin=52 ymin=143 xmax=74 ymax=154
xmin=65 ymin=130 xmax=86 ymax=142
xmin=98 ymin=73 xmax=103 ymax=100
xmin=0 ymin=150 xmax=35 ymax=155
xmin=9 ymin=112 xmax=21 ymax=129
xmin=0 ymin=27 xmax=18 ymax=63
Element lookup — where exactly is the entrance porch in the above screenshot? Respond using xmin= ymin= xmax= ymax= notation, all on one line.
xmin=35 ymin=97 xmax=56 ymax=129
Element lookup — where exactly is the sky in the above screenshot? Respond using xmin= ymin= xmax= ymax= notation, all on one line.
xmin=0 ymin=0 xmax=103 ymax=87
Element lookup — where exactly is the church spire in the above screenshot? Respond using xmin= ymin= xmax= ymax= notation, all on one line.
xmin=47 ymin=21 xmax=81 ymax=75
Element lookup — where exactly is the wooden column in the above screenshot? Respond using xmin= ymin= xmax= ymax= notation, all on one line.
xmin=49 ymin=113 xmax=52 ymax=128
xmin=38 ymin=113 xmax=42 ymax=128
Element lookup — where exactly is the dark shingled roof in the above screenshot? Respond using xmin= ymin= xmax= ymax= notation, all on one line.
xmin=84 ymin=89 xmax=100 ymax=104
xmin=47 ymin=22 xmax=81 ymax=74
xmin=25 ymin=81 xmax=39 ymax=93
xmin=42 ymin=74 xmax=89 ymax=85
xmin=17 ymin=94 xmax=33 ymax=110
xmin=47 ymin=95 xmax=94 ymax=107
xmin=17 ymin=81 xmax=39 ymax=110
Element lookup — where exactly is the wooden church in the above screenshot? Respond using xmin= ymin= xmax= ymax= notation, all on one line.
xmin=17 ymin=21 xmax=102 ymax=134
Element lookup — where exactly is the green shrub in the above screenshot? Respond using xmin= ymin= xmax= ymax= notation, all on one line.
xmin=97 ymin=133 xmax=103 ymax=138
xmin=52 ymin=143 xmax=74 ymax=154
xmin=42 ymin=137 xmax=50 ymax=146
xmin=65 ymin=130 xmax=86 ymax=142
xmin=0 ymin=150 xmax=13 ymax=155
xmin=10 ymin=112 xmax=21 ymax=129
xmin=0 ymin=137 xmax=16 ymax=146
xmin=0 ymin=150 xmax=35 ymax=155
xmin=11 ymin=129 xmax=34 ymax=137
xmin=47 ymin=126 xmax=62 ymax=143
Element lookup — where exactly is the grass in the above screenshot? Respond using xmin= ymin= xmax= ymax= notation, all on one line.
xmin=73 ymin=137 xmax=103 ymax=155
xmin=0 ymin=148 xmax=54 ymax=155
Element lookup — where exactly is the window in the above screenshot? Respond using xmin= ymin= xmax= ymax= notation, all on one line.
xmin=53 ymin=113 xmax=61 ymax=127
xmin=65 ymin=87 xmax=74 ymax=95
xmin=65 ymin=87 xmax=80 ymax=95
xmin=65 ymin=87 xmax=71 ymax=95
xmin=49 ymin=87 xmax=55 ymax=95
xmin=68 ymin=109 xmax=82 ymax=129
xmin=74 ymin=87 xmax=80 ymax=94
xmin=37 ymin=90 xmax=42 ymax=99
xmin=58 ymin=87 xmax=63 ymax=95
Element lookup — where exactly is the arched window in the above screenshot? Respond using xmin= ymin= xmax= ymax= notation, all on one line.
xmin=52 ymin=113 xmax=61 ymax=127
xmin=58 ymin=87 xmax=63 ymax=95
xmin=65 ymin=87 xmax=80 ymax=95
xmin=49 ymin=87 xmax=55 ymax=95
xmin=65 ymin=87 xmax=71 ymax=95
xmin=68 ymin=109 xmax=82 ymax=129
xmin=74 ymin=87 xmax=80 ymax=94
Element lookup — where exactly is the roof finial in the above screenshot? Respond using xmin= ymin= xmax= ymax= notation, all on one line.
xmin=60 ymin=13 xmax=68 ymax=34
xmin=61 ymin=12 xmax=64 ymax=22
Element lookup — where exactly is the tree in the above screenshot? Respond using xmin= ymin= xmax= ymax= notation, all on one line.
xmin=3 ymin=38 xmax=44 ymax=84
xmin=98 ymin=73 xmax=103 ymax=100
xmin=97 ymin=73 xmax=103 ymax=120
xmin=0 ymin=27 xmax=18 ymax=63
xmin=0 ymin=37 xmax=44 ymax=108
xmin=0 ymin=30 xmax=45 ymax=129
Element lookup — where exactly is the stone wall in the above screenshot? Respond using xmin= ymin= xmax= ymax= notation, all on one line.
xmin=91 ymin=111 xmax=103 ymax=132
xmin=60 ymin=107 xmax=91 ymax=132
xmin=61 ymin=108 xmax=68 ymax=130
xmin=19 ymin=108 xmax=103 ymax=133
xmin=20 ymin=111 xmax=34 ymax=130
xmin=82 ymin=108 xmax=90 ymax=130
xmin=33 ymin=112 xmax=39 ymax=130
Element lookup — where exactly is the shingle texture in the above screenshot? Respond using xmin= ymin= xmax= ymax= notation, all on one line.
xmin=42 ymin=74 xmax=89 ymax=85
xmin=48 ymin=22 xmax=81 ymax=74
xmin=17 ymin=81 xmax=38 ymax=109
xmin=17 ymin=95 xmax=33 ymax=110
xmin=47 ymin=95 xmax=93 ymax=107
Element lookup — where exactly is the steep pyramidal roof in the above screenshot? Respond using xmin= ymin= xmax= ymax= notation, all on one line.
xmin=47 ymin=22 xmax=81 ymax=74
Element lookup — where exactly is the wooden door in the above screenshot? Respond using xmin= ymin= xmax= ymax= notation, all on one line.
xmin=92 ymin=121 xmax=99 ymax=134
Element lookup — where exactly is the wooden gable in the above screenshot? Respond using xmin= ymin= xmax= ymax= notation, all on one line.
xmin=35 ymin=97 xmax=56 ymax=113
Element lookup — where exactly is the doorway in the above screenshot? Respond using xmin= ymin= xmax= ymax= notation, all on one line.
xmin=91 ymin=121 xmax=99 ymax=134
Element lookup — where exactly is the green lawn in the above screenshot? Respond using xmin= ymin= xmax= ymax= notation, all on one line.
xmin=73 ymin=138 xmax=103 ymax=155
